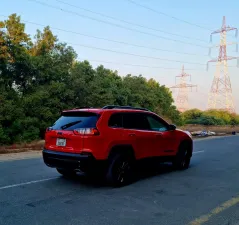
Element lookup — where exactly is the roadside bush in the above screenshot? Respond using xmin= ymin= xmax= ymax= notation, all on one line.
xmin=182 ymin=109 xmax=239 ymax=126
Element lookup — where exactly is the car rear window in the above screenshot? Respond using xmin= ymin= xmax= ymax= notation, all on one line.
xmin=51 ymin=112 xmax=99 ymax=131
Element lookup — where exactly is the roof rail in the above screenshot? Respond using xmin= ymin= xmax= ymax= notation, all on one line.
xmin=102 ymin=105 xmax=150 ymax=111
xmin=73 ymin=107 xmax=93 ymax=109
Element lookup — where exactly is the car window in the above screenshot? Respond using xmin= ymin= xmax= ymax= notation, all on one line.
xmin=51 ymin=112 xmax=99 ymax=130
xmin=108 ymin=113 xmax=123 ymax=128
xmin=146 ymin=115 xmax=169 ymax=132
xmin=122 ymin=113 xmax=150 ymax=130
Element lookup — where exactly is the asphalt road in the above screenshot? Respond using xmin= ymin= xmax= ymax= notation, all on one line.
xmin=0 ymin=136 xmax=239 ymax=225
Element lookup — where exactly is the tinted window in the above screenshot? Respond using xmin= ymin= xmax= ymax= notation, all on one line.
xmin=123 ymin=113 xmax=149 ymax=130
xmin=51 ymin=112 xmax=99 ymax=131
xmin=108 ymin=113 xmax=123 ymax=127
xmin=146 ymin=115 xmax=169 ymax=132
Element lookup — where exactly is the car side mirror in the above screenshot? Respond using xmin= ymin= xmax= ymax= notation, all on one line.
xmin=169 ymin=124 xmax=176 ymax=130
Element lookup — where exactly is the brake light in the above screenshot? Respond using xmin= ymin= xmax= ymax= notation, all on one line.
xmin=73 ymin=128 xmax=100 ymax=136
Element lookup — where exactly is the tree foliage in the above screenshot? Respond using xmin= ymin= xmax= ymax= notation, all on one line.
xmin=182 ymin=109 xmax=239 ymax=126
xmin=0 ymin=14 xmax=182 ymax=144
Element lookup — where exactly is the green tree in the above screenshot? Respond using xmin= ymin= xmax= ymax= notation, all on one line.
xmin=182 ymin=108 xmax=239 ymax=125
xmin=31 ymin=26 xmax=57 ymax=56
xmin=0 ymin=13 xmax=189 ymax=145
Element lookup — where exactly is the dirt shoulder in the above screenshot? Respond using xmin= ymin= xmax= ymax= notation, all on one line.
xmin=0 ymin=140 xmax=44 ymax=155
xmin=0 ymin=150 xmax=42 ymax=162
xmin=179 ymin=124 xmax=239 ymax=133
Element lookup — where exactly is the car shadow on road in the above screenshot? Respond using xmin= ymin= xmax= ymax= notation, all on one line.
xmin=59 ymin=162 xmax=177 ymax=188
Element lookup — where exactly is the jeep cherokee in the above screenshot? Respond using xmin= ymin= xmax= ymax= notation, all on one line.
xmin=43 ymin=105 xmax=193 ymax=186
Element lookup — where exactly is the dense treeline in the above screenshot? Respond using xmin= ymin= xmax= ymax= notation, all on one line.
xmin=0 ymin=14 xmax=181 ymax=144
xmin=182 ymin=109 xmax=239 ymax=126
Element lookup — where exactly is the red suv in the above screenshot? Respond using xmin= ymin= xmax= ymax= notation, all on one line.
xmin=43 ymin=105 xmax=193 ymax=186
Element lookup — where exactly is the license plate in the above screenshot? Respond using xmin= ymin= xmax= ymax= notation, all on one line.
xmin=56 ymin=138 xmax=66 ymax=146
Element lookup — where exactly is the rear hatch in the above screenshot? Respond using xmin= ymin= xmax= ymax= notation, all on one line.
xmin=45 ymin=111 xmax=100 ymax=153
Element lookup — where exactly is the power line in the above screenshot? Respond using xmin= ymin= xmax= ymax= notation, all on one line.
xmin=126 ymin=0 xmax=237 ymax=39
xmin=78 ymin=57 xmax=204 ymax=71
xmin=0 ymin=13 xmax=209 ymax=66
xmin=0 ymin=15 xmax=209 ymax=57
xmin=65 ymin=41 xmax=206 ymax=66
xmin=26 ymin=0 xmax=208 ymax=49
xmin=54 ymin=0 xmax=207 ymax=43
xmin=1 ymin=16 xmax=237 ymax=68
xmin=126 ymin=0 xmax=212 ymax=31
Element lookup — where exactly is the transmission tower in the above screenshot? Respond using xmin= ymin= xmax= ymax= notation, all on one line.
xmin=170 ymin=65 xmax=197 ymax=112
xmin=207 ymin=16 xmax=239 ymax=113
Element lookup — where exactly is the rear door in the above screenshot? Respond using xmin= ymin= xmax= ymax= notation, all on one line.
xmin=45 ymin=111 xmax=99 ymax=153
xmin=145 ymin=114 xmax=177 ymax=156
xmin=122 ymin=112 xmax=155 ymax=159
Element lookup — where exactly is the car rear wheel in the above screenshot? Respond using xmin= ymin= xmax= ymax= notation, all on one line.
xmin=106 ymin=153 xmax=134 ymax=187
xmin=173 ymin=143 xmax=191 ymax=170
xmin=56 ymin=168 xmax=76 ymax=177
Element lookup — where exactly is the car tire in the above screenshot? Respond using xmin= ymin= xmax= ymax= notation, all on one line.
xmin=106 ymin=153 xmax=134 ymax=187
xmin=172 ymin=143 xmax=191 ymax=170
xmin=56 ymin=168 xmax=76 ymax=177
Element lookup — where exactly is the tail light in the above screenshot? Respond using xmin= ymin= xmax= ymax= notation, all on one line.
xmin=73 ymin=128 xmax=100 ymax=136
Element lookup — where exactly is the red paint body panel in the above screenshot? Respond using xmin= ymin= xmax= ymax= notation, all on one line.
xmin=44 ymin=108 xmax=192 ymax=160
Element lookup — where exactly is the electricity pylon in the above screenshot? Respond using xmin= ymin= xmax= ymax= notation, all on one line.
xmin=170 ymin=65 xmax=197 ymax=112
xmin=207 ymin=16 xmax=239 ymax=113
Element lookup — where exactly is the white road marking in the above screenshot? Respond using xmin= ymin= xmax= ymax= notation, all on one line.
xmin=0 ymin=177 xmax=58 ymax=190
xmin=193 ymin=150 xmax=205 ymax=154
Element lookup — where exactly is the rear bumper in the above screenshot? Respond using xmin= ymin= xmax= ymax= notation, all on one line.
xmin=42 ymin=149 xmax=96 ymax=171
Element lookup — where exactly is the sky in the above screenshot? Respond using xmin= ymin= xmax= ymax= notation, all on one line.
xmin=2 ymin=0 xmax=239 ymax=112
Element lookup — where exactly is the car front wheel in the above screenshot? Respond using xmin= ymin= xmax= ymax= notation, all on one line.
xmin=173 ymin=143 xmax=191 ymax=170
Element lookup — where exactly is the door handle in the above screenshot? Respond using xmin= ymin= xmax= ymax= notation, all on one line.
xmin=129 ymin=133 xmax=136 ymax=137
xmin=155 ymin=133 xmax=163 ymax=137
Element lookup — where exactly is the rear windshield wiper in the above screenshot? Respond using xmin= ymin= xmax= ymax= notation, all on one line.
xmin=61 ymin=120 xmax=82 ymax=130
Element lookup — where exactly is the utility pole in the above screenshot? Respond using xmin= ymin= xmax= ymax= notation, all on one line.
xmin=207 ymin=16 xmax=238 ymax=113
xmin=170 ymin=65 xmax=197 ymax=112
